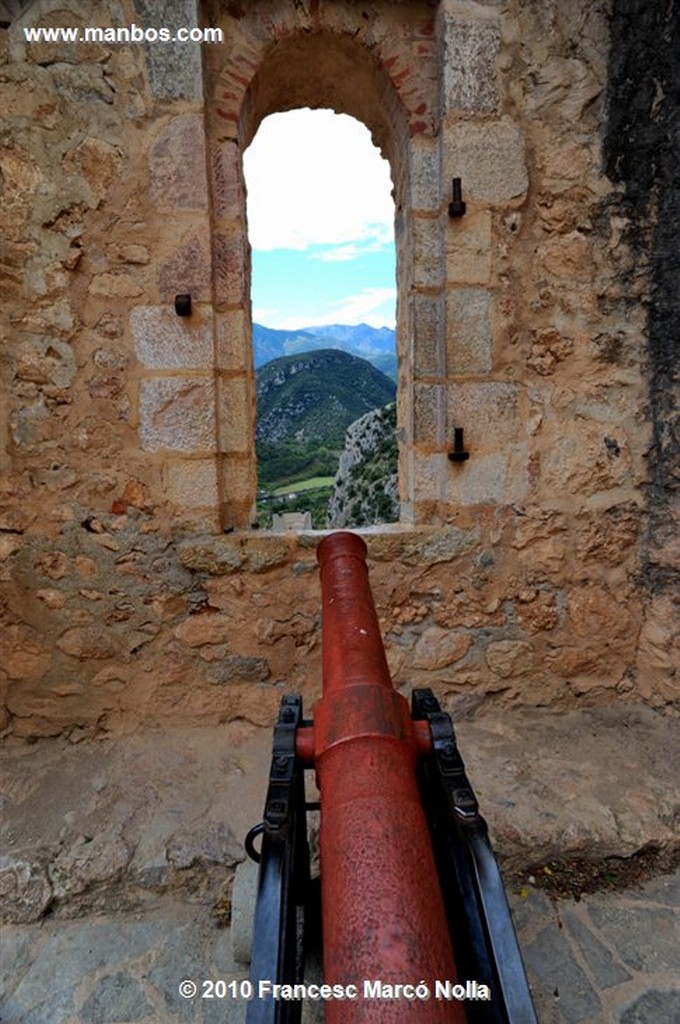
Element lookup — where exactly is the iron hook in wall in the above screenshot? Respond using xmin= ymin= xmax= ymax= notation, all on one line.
xmin=448 ymin=427 xmax=470 ymax=462
xmin=448 ymin=177 xmax=466 ymax=218
xmin=174 ymin=293 xmax=192 ymax=317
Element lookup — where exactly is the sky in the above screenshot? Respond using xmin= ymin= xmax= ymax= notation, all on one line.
xmin=243 ymin=109 xmax=396 ymax=331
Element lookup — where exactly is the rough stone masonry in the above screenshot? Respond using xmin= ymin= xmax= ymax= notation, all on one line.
xmin=0 ymin=0 xmax=677 ymax=750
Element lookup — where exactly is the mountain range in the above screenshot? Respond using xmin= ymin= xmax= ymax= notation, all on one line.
xmin=256 ymin=349 xmax=396 ymax=446
xmin=253 ymin=322 xmax=397 ymax=380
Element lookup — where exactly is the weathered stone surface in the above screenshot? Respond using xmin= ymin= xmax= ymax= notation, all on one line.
xmin=63 ymin=137 xmax=121 ymax=206
xmin=443 ymin=17 xmax=500 ymax=113
xmin=49 ymin=833 xmax=131 ymax=902
xmin=0 ymin=857 xmax=52 ymax=925
xmin=408 ymin=136 xmax=440 ymax=212
xmin=167 ymin=460 xmax=219 ymax=509
xmin=636 ymin=594 xmax=679 ymax=704
xmin=413 ymin=626 xmax=471 ymax=669
xmin=446 ymin=381 xmax=521 ymax=448
xmin=444 ymin=118 xmax=528 ymax=203
xmin=446 ymin=287 xmax=492 ymax=374
xmin=527 ymin=329 xmax=574 ymax=376
xmin=166 ymin=822 xmax=242 ymax=870
xmin=80 ymin=973 xmax=153 ymax=1023
xmin=538 ymin=231 xmax=595 ymax=283
xmin=542 ymin=427 xmax=633 ymax=498
xmin=446 ymin=208 xmax=492 ymax=285
xmin=134 ymin=0 xmax=203 ymax=100
xmin=56 ymin=627 xmax=123 ymax=660
xmin=174 ymin=612 xmax=233 ymax=647
xmin=412 ymin=215 xmax=445 ymax=290
xmin=412 ymin=292 xmax=445 ymax=377
xmin=131 ymin=306 xmax=213 ymax=370
xmin=215 ymin=309 xmax=247 ymax=371
xmin=0 ymin=626 xmax=51 ymax=681
xmin=485 ymin=639 xmax=533 ymax=678
xmin=158 ymin=229 xmax=212 ymax=302
xmin=139 ymin=378 xmax=216 ymax=452
xmin=88 ymin=272 xmax=143 ymax=298
xmin=149 ymin=114 xmax=208 ymax=209
xmin=216 ymin=375 xmax=251 ymax=453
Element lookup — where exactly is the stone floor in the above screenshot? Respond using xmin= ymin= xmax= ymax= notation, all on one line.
xmin=1 ymin=705 xmax=679 ymax=1023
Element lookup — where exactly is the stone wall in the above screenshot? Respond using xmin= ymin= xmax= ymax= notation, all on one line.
xmin=0 ymin=0 xmax=677 ymax=741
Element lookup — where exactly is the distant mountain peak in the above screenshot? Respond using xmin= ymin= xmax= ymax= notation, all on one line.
xmin=252 ymin=321 xmax=396 ymax=380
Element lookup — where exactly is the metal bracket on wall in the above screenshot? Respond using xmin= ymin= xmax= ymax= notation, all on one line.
xmin=448 ymin=427 xmax=470 ymax=462
xmin=448 ymin=177 xmax=466 ymax=218
xmin=174 ymin=293 xmax=192 ymax=317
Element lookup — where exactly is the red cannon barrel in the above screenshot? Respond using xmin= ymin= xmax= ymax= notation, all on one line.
xmin=313 ymin=532 xmax=465 ymax=1023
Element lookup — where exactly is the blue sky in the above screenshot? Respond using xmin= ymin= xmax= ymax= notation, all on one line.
xmin=244 ymin=109 xmax=396 ymax=330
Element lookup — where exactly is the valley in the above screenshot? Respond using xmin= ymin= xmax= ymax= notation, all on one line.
xmin=253 ymin=328 xmax=398 ymax=528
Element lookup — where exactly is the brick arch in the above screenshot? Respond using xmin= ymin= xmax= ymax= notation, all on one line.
xmin=204 ymin=3 xmax=444 ymax=529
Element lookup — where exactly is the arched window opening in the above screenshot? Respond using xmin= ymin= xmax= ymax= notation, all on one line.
xmin=244 ymin=108 xmax=398 ymax=531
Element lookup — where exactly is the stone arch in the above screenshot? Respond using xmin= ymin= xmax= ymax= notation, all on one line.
xmin=204 ymin=3 xmax=443 ymax=529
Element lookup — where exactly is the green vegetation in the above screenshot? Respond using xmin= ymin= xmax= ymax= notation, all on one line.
xmin=256 ymin=349 xmax=395 ymax=449
xmin=255 ymin=349 xmax=397 ymax=529
xmin=327 ymin=403 xmax=398 ymax=528
xmin=257 ymin=484 xmax=334 ymax=529
xmin=271 ymin=476 xmax=336 ymax=496
xmin=256 ymin=438 xmax=340 ymax=489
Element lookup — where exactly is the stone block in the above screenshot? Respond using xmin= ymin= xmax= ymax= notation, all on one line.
xmin=567 ymin=584 xmax=634 ymax=642
xmin=14 ymin=337 xmax=76 ymax=389
xmin=63 ymin=137 xmax=122 ymax=206
xmin=139 ymin=377 xmax=216 ymax=452
xmin=446 ymin=208 xmax=492 ymax=285
xmin=167 ymin=460 xmax=218 ymax=508
xmin=537 ymin=231 xmax=594 ymax=283
xmin=88 ymin=272 xmax=143 ymax=298
xmin=134 ymin=0 xmax=203 ymax=100
xmin=444 ymin=118 xmax=528 ymax=204
xmin=131 ymin=305 xmax=214 ymax=370
xmin=414 ymin=383 xmax=446 ymax=446
xmin=409 ymin=136 xmax=441 ymax=212
xmin=541 ymin=426 xmax=632 ymax=498
xmin=414 ymin=626 xmax=471 ymax=669
xmin=447 ymin=450 xmax=507 ymax=504
xmin=57 ymin=627 xmax=123 ymax=660
xmin=443 ymin=17 xmax=500 ymax=113
xmin=158 ymin=228 xmax=212 ymax=302
xmin=446 ymin=381 xmax=522 ymax=447
xmin=412 ymin=215 xmax=446 ymax=290
xmin=213 ymin=225 xmax=248 ymax=307
xmin=446 ymin=288 xmax=493 ymax=375
xmin=412 ymin=292 xmax=445 ymax=378
xmin=216 ymin=375 xmax=252 ymax=453
xmin=210 ymin=139 xmax=245 ymax=222
xmin=215 ymin=309 xmax=249 ymax=371
xmin=149 ymin=114 xmax=208 ymax=209
xmin=485 ymin=639 xmax=533 ymax=678
xmin=218 ymin=455 xmax=256 ymax=511
xmin=412 ymin=453 xmax=445 ymax=502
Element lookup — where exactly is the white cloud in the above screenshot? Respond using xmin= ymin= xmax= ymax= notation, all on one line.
xmin=271 ymin=287 xmax=397 ymax=331
xmin=312 ymin=228 xmax=394 ymax=263
xmin=244 ymin=109 xmax=394 ymax=252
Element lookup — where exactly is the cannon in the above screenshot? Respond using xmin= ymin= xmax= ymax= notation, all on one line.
xmin=244 ymin=531 xmax=537 ymax=1023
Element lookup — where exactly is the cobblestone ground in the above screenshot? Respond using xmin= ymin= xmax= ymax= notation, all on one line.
xmin=1 ymin=871 xmax=678 ymax=1024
